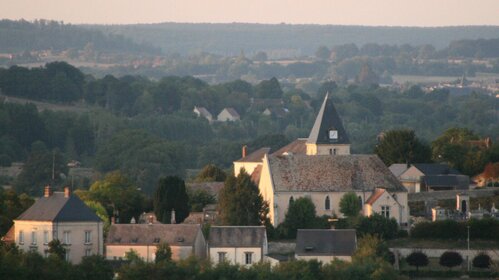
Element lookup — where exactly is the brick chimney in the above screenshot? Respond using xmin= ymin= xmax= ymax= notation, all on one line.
xmin=44 ymin=185 xmax=52 ymax=197
xmin=242 ymin=145 xmax=247 ymax=158
xmin=64 ymin=187 xmax=70 ymax=198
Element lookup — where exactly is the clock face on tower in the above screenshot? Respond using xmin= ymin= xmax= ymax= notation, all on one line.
xmin=329 ymin=129 xmax=338 ymax=140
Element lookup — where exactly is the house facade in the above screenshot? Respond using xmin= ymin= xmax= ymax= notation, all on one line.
xmin=105 ymin=224 xmax=206 ymax=262
xmin=11 ymin=186 xmax=103 ymax=263
xmin=193 ymin=106 xmax=213 ymax=122
xmin=233 ymin=93 xmax=409 ymax=227
xmin=217 ymin=108 xmax=240 ymax=122
xmin=208 ymin=226 xmax=267 ymax=266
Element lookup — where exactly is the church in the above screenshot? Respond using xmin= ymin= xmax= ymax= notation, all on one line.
xmin=234 ymin=93 xmax=409 ymax=227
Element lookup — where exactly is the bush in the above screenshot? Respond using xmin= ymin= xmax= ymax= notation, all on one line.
xmin=406 ymin=251 xmax=429 ymax=271
xmin=397 ymin=229 xmax=409 ymax=238
xmin=439 ymin=251 xmax=463 ymax=269
xmin=472 ymin=253 xmax=491 ymax=269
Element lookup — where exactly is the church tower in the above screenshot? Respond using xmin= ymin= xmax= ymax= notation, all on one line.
xmin=306 ymin=93 xmax=351 ymax=155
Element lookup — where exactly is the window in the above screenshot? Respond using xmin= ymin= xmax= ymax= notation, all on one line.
xmin=218 ymin=252 xmax=226 ymax=263
xmin=325 ymin=196 xmax=330 ymax=210
xmin=381 ymin=206 xmax=390 ymax=218
xmin=84 ymin=231 xmax=91 ymax=244
xmin=63 ymin=231 xmax=70 ymax=245
xmin=245 ymin=252 xmax=253 ymax=265
xmin=19 ymin=230 xmax=24 ymax=244
xmin=329 ymin=148 xmax=337 ymax=155
xmin=358 ymin=196 xmax=363 ymax=208
xmin=43 ymin=231 xmax=49 ymax=244
xmin=31 ymin=231 xmax=37 ymax=245
xmin=85 ymin=249 xmax=92 ymax=257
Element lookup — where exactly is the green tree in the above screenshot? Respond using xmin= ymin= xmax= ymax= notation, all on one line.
xmin=254 ymin=77 xmax=283 ymax=98
xmin=77 ymin=255 xmax=114 ymax=280
xmin=48 ymin=239 xmax=66 ymax=260
xmin=155 ymin=243 xmax=172 ymax=263
xmin=374 ymin=129 xmax=432 ymax=166
xmin=153 ymin=176 xmax=190 ymax=224
xmin=406 ymin=251 xmax=428 ymax=272
xmin=280 ymin=197 xmax=323 ymax=238
xmin=339 ymin=192 xmax=361 ymax=218
xmin=195 ymin=164 xmax=226 ymax=182
xmin=315 ymin=46 xmax=331 ymax=60
xmin=472 ymin=253 xmax=491 ymax=269
xmin=188 ymin=188 xmax=216 ymax=212
xmin=356 ymin=213 xmax=399 ymax=240
xmin=439 ymin=251 xmax=463 ymax=269
xmin=218 ymin=170 xmax=268 ymax=226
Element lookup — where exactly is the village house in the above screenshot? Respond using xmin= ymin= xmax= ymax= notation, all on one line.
xmin=208 ymin=226 xmax=267 ymax=266
xmin=295 ymin=229 xmax=357 ymax=262
xmin=233 ymin=93 xmax=409 ymax=227
xmin=105 ymin=223 xmax=206 ymax=262
xmin=193 ymin=106 xmax=213 ymax=122
xmin=389 ymin=163 xmax=469 ymax=193
xmin=6 ymin=186 xmax=103 ymax=263
xmin=217 ymin=107 xmax=240 ymax=122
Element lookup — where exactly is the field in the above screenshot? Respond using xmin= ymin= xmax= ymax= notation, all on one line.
xmin=392 ymin=72 xmax=499 ymax=85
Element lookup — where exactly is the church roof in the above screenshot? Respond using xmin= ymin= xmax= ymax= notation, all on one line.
xmin=16 ymin=192 xmax=101 ymax=222
xmin=271 ymin=139 xmax=307 ymax=156
xmin=267 ymin=154 xmax=405 ymax=193
xmin=307 ymin=93 xmax=349 ymax=145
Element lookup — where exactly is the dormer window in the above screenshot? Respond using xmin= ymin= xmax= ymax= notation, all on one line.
xmin=329 ymin=129 xmax=338 ymax=140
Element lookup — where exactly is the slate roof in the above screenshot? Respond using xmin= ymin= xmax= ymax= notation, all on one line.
xmin=271 ymin=139 xmax=307 ymax=156
xmin=224 ymin=108 xmax=240 ymax=118
xmin=187 ymin=182 xmax=225 ymax=199
xmin=194 ymin=106 xmax=213 ymax=119
xmin=16 ymin=192 xmax=101 ymax=222
xmin=295 ymin=229 xmax=356 ymax=256
xmin=209 ymin=226 xmax=266 ymax=248
xmin=389 ymin=164 xmax=409 ymax=178
xmin=267 ymin=154 xmax=406 ymax=192
xmin=307 ymin=93 xmax=349 ymax=145
xmin=106 ymin=224 xmax=201 ymax=246
xmin=422 ymin=175 xmax=469 ymax=190
xmin=235 ymin=147 xmax=271 ymax=162
xmin=411 ymin=164 xmax=460 ymax=176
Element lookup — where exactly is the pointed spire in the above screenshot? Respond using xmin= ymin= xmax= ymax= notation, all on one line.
xmin=307 ymin=92 xmax=349 ymax=145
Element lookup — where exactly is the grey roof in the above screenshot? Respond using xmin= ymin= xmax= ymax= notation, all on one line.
xmin=187 ymin=181 xmax=225 ymax=199
xmin=194 ymin=106 xmax=213 ymax=119
xmin=267 ymin=154 xmax=406 ymax=192
xmin=307 ymin=93 xmax=349 ymax=145
xmin=271 ymin=139 xmax=307 ymax=156
xmin=106 ymin=224 xmax=202 ymax=246
xmin=235 ymin=147 xmax=271 ymax=162
xmin=296 ymin=229 xmax=357 ymax=256
xmin=16 ymin=192 xmax=101 ymax=222
xmin=422 ymin=175 xmax=469 ymax=190
xmin=389 ymin=164 xmax=409 ymax=178
xmin=209 ymin=226 xmax=266 ymax=248
xmin=224 ymin=107 xmax=240 ymax=118
xmin=412 ymin=164 xmax=460 ymax=176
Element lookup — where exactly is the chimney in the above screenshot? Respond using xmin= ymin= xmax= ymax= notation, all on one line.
xmin=242 ymin=145 xmax=247 ymax=158
xmin=111 ymin=216 xmax=116 ymax=224
xmin=171 ymin=209 xmax=176 ymax=224
xmin=44 ymin=185 xmax=52 ymax=197
xmin=64 ymin=187 xmax=70 ymax=198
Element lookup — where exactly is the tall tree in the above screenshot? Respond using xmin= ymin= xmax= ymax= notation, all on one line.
xmin=281 ymin=197 xmax=323 ymax=238
xmin=218 ymin=170 xmax=268 ymax=226
xmin=195 ymin=164 xmax=226 ymax=182
xmin=339 ymin=192 xmax=361 ymax=218
xmin=153 ymin=176 xmax=190 ymax=224
xmin=374 ymin=129 xmax=432 ymax=166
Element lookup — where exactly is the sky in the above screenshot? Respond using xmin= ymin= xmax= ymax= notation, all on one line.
xmin=1 ymin=0 xmax=499 ymax=26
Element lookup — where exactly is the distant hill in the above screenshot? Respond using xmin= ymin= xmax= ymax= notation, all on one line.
xmin=88 ymin=23 xmax=499 ymax=56
xmin=0 ymin=19 xmax=160 ymax=54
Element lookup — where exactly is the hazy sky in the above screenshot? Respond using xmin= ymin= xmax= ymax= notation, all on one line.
xmin=1 ymin=0 xmax=499 ymax=26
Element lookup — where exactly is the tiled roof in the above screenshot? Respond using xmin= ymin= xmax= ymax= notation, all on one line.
xmin=106 ymin=224 xmax=201 ymax=246
xmin=268 ymin=154 xmax=406 ymax=192
xmin=365 ymin=188 xmax=386 ymax=205
xmin=411 ymin=164 xmax=460 ymax=176
xmin=187 ymin=182 xmax=225 ymax=199
xmin=271 ymin=139 xmax=307 ymax=156
xmin=16 ymin=192 xmax=101 ymax=222
xmin=295 ymin=229 xmax=356 ymax=256
xmin=388 ymin=164 xmax=409 ymax=178
xmin=194 ymin=106 xmax=213 ymax=119
xmin=209 ymin=226 xmax=266 ymax=248
xmin=235 ymin=147 xmax=271 ymax=162
xmin=422 ymin=175 xmax=469 ymax=190
xmin=225 ymin=108 xmax=240 ymax=118
xmin=307 ymin=93 xmax=349 ymax=145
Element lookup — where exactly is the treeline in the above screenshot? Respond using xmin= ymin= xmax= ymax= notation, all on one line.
xmin=0 ymin=19 xmax=160 ymax=54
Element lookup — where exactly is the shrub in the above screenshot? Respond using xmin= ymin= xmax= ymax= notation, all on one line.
xmin=439 ymin=251 xmax=463 ymax=269
xmin=406 ymin=251 xmax=429 ymax=271
xmin=397 ymin=229 xmax=409 ymax=238
xmin=472 ymin=253 xmax=491 ymax=269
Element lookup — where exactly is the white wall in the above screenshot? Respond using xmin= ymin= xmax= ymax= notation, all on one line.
xmin=209 ymin=247 xmax=262 ymax=266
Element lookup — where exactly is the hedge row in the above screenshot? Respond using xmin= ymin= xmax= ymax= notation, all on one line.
xmin=411 ymin=218 xmax=499 ymax=240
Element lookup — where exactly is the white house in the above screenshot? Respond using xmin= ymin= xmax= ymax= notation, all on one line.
xmin=193 ymin=106 xmax=213 ymax=122
xmin=208 ymin=226 xmax=267 ymax=266
xmin=217 ymin=108 xmax=240 ymax=122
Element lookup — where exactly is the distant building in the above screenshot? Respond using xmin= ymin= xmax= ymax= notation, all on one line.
xmin=217 ymin=108 xmax=240 ymax=122
xmin=8 ymin=186 xmax=103 ymax=263
xmin=105 ymin=224 xmax=206 ymax=262
xmin=208 ymin=226 xmax=267 ymax=266
xmin=295 ymin=229 xmax=357 ymax=262
xmin=193 ymin=106 xmax=213 ymax=122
